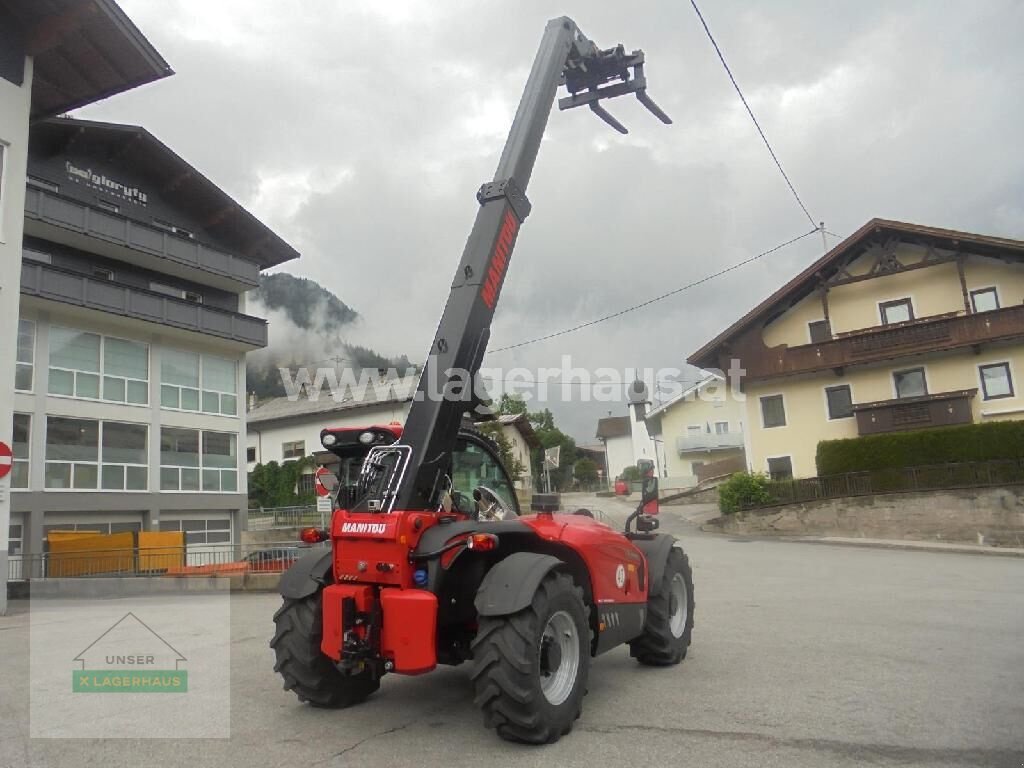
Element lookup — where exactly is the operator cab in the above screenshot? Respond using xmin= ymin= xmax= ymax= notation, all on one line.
xmin=318 ymin=424 xmax=519 ymax=519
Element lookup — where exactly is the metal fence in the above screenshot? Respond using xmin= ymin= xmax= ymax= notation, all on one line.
xmin=8 ymin=541 xmax=327 ymax=581
xmin=247 ymin=505 xmax=325 ymax=530
xmin=754 ymin=459 xmax=1024 ymax=509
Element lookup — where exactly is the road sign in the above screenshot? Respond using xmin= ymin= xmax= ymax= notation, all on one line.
xmin=544 ymin=445 xmax=560 ymax=470
xmin=0 ymin=442 xmax=11 ymax=480
xmin=314 ymin=466 xmax=331 ymax=497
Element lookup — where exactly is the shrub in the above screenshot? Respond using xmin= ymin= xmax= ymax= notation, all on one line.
xmin=816 ymin=421 xmax=1024 ymax=476
xmin=718 ymin=472 xmax=773 ymax=514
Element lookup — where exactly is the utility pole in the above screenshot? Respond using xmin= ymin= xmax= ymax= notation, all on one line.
xmin=820 ymin=221 xmax=828 ymax=252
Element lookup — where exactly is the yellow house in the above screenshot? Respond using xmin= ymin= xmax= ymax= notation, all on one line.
xmin=644 ymin=375 xmax=746 ymax=488
xmin=689 ymin=219 xmax=1024 ymax=479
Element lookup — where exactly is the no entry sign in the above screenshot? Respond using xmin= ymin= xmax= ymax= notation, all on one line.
xmin=0 ymin=442 xmax=11 ymax=480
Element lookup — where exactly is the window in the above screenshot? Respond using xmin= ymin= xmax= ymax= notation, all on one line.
xmin=808 ymin=319 xmax=831 ymax=343
xmin=12 ymin=414 xmax=29 ymax=489
xmin=282 ymin=440 xmax=305 ymax=460
xmin=100 ymin=422 xmax=148 ymax=490
xmin=760 ymin=395 xmax=786 ymax=428
xmin=91 ymin=266 xmax=114 ymax=281
xmin=16 ymin=319 xmax=34 ymax=391
xmin=9 ymin=521 xmax=23 ymax=557
xmin=825 ymin=385 xmax=854 ymax=419
xmin=48 ymin=327 xmax=148 ymax=404
xmin=246 ymin=446 xmax=256 ymax=463
xmin=96 ymin=199 xmax=120 ymax=214
xmin=451 ymin=437 xmax=516 ymax=515
xmin=979 ymin=363 xmax=1014 ymax=400
xmin=45 ymin=417 xmax=98 ymax=489
xmin=159 ymin=518 xmax=231 ymax=545
xmin=23 ymin=247 xmax=51 ymax=264
xmin=880 ymin=298 xmax=914 ymax=325
xmin=893 ymin=367 xmax=927 ymax=399
xmin=27 ymin=175 xmax=59 ymax=193
xmin=160 ymin=428 xmax=237 ymax=492
xmin=149 ymin=282 xmax=203 ymax=303
xmin=970 ymin=287 xmax=1000 ymax=314
xmin=161 ymin=351 xmax=236 ymax=415
xmin=152 ymin=219 xmax=194 ymax=239
xmin=714 ymin=421 xmax=729 ymax=434
xmin=767 ymin=456 xmax=793 ymax=481
xmin=44 ymin=417 xmax=147 ymax=490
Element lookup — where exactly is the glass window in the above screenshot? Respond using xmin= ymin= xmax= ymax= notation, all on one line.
xmin=825 ymin=385 xmax=854 ymax=419
xmin=880 ymin=298 xmax=914 ymax=325
xmin=760 ymin=395 xmax=786 ymax=428
xmin=16 ymin=319 xmax=34 ymax=391
xmin=979 ymin=363 xmax=1014 ymax=400
xmin=451 ymin=438 xmax=517 ymax=517
xmin=48 ymin=327 xmax=101 ymax=398
xmin=282 ymin=440 xmax=305 ymax=460
xmin=12 ymin=414 xmax=30 ymax=489
xmin=45 ymin=417 xmax=99 ymax=489
xmin=102 ymin=337 xmax=148 ymax=404
xmin=767 ymin=456 xmax=793 ymax=481
xmin=714 ymin=421 xmax=729 ymax=434
xmin=970 ymin=287 xmax=1000 ymax=314
xmin=808 ymin=319 xmax=831 ymax=343
xmin=246 ymin=446 xmax=256 ymax=463
xmin=893 ymin=368 xmax=927 ymax=399
xmin=202 ymin=356 xmax=237 ymax=416
xmin=160 ymin=428 xmax=236 ymax=492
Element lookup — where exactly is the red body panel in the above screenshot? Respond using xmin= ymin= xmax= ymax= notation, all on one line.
xmin=321 ymin=584 xmax=374 ymax=661
xmin=380 ymin=590 xmax=438 ymax=674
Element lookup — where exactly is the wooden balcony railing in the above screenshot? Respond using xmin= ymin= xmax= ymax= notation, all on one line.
xmin=853 ymin=389 xmax=977 ymax=435
xmin=733 ymin=305 xmax=1024 ymax=380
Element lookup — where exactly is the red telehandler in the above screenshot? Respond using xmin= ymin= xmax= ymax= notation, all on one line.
xmin=272 ymin=16 xmax=693 ymax=744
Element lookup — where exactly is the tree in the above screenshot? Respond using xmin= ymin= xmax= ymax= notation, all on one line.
xmin=475 ymin=422 xmax=525 ymax=482
xmin=248 ymin=457 xmax=316 ymax=508
xmin=574 ymin=457 xmax=598 ymax=489
xmin=497 ymin=393 xmax=528 ymax=416
xmin=528 ymin=408 xmax=577 ymax=491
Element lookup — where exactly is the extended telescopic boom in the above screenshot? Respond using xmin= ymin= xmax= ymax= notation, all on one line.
xmin=361 ymin=16 xmax=671 ymax=513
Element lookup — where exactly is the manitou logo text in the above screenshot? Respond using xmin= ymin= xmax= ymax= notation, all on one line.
xmin=480 ymin=209 xmax=519 ymax=309
xmin=341 ymin=522 xmax=388 ymax=535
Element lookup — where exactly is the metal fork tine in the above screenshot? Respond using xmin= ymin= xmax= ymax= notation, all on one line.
xmin=636 ymin=90 xmax=672 ymax=124
xmin=589 ymin=102 xmax=628 ymax=134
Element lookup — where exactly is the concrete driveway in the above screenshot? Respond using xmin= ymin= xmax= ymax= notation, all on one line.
xmin=1 ymin=494 xmax=1022 ymax=767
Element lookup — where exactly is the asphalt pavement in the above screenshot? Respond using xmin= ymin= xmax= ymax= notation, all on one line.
xmin=1 ymin=494 xmax=1022 ymax=767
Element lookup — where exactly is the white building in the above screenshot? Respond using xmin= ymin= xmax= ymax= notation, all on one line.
xmin=644 ymin=375 xmax=747 ymax=490
xmin=596 ymin=415 xmax=635 ymax=482
xmin=5 ymin=109 xmax=299 ymax=587
xmin=0 ymin=0 xmax=178 ymax=611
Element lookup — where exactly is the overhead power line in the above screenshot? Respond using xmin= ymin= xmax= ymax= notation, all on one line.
xmin=488 ymin=227 xmax=819 ymax=355
xmin=690 ymin=0 xmax=818 ymax=230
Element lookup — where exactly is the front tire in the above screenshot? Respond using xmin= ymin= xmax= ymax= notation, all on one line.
xmin=630 ymin=547 xmax=694 ymax=666
xmin=470 ymin=571 xmax=591 ymax=744
xmin=271 ymin=591 xmax=380 ymax=708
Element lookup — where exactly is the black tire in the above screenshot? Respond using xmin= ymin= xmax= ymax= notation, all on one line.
xmin=630 ymin=547 xmax=694 ymax=666
xmin=270 ymin=591 xmax=379 ymax=707
xmin=470 ymin=571 xmax=592 ymax=744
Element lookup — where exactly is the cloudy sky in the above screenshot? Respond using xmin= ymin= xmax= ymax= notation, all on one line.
xmin=78 ymin=0 xmax=1024 ymax=442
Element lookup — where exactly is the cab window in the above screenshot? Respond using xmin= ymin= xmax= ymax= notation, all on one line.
xmin=451 ymin=437 xmax=518 ymax=515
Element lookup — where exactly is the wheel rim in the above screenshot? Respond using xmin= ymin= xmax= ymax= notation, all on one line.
xmin=539 ymin=610 xmax=580 ymax=706
xmin=668 ymin=573 xmax=688 ymax=638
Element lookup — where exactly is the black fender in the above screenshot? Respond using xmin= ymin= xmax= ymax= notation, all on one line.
xmin=278 ymin=549 xmax=333 ymax=600
xmin=474 ymin=552 xmax=563 ymax=617
xmin=632 ymin=534 xmax=677 ymax=596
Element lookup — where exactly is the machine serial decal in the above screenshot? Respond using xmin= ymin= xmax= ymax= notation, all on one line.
xmin=340 ymin=522 xmax=388 ymax=534
xmin=480 ymin=209 xmax=519 ymax=309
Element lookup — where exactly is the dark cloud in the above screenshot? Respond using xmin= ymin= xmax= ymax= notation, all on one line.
xmin=78 ymin=0 xmax=1024 ymax=439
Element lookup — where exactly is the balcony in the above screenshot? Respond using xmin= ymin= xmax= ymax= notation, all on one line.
xmin=676 ymin=430 xmax=745 ymax=454
xmin=21 ymin=262 xmax=268 ymax=348
xmin=853 ymin=389 xmax=976 ymax=435
xmin=23 ymin=188 xmax=261 ymax=291
xmin=735 ymin=305 xmax=1024 ymax=381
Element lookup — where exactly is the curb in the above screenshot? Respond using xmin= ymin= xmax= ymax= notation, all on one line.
xmin=778 ymin=536 xmax=1024 ymax=558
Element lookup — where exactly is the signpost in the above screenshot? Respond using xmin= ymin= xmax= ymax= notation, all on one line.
xmin=543 ymin=446 xmax=560 ymax=493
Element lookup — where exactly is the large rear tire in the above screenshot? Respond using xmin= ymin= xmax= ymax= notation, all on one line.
xmin=271 ymin=591 xmax=379 ymax=707
xmin=630 ymin=547 xmax=694 ymax=666
xmin=470 ymin=571 xmax=591 ymax=744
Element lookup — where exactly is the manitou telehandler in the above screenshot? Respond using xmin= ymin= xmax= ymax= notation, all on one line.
xmin=272 ymin=16 xmax=694 ymax=744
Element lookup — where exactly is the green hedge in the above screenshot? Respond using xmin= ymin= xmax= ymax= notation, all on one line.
xmin=718 ymin=472 xmax=773 ymax=514
xmin=816 ymin=421 xmax=1024 ymax=475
